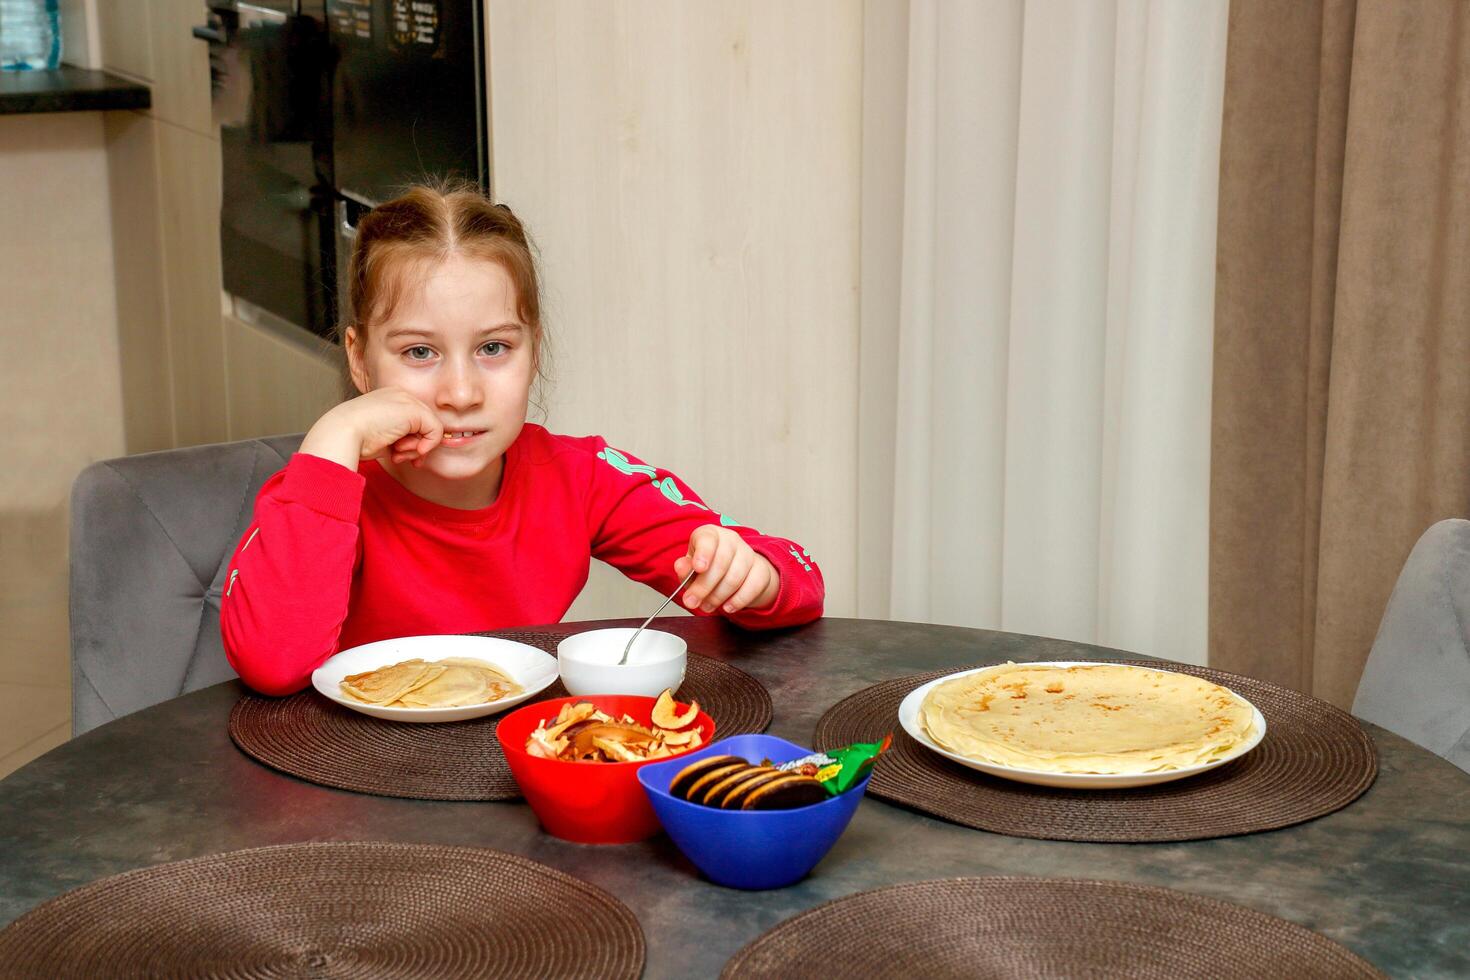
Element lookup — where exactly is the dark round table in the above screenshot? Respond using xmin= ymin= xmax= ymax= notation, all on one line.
xmin=1 ymin=618 xmax=1466 ymax=978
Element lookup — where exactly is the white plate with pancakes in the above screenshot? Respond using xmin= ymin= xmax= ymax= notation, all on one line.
xmin=311 ymin=635 xmax=558 ymax=723
xmin=898 ymin=661 xmax=1267 ymax=789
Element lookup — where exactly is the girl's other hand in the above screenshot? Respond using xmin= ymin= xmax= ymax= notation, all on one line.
xmin=675 ymin=525 xmax=780 ymax=615
xmin=300 ymin=387 xmax=445 ymax=471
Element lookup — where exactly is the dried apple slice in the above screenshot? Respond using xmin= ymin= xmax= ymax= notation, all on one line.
xmin=593 ymin=736 xmax=643 ymax=763
xmin=571 ymin=724 xmax=653 ymax=759
xmin=526 ymin=730 xmax=567 ymax=760
xmin=545 ymin=702 xmax=597 ymax=741
xmin=651 ymin=689 xmax=700 ymax=730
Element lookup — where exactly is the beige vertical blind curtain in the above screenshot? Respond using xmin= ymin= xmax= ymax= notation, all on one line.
xmin=862 ymin=0 xmax=1229 ymax=666
xmin=1211 ymin=0 xmax=1470 ymax=708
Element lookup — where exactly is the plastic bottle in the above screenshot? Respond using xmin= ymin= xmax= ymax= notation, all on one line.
xmin=0 ymin=0 xmax=62 ymax=71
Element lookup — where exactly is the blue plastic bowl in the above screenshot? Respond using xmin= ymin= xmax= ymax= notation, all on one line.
xmin=637 ymin=733 xmax=871 ymax=890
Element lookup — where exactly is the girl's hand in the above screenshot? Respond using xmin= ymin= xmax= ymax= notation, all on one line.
xmin=675 ymin=525 xmax=780 ymax=615
xmin=300 ymin=387 xmax=445 ymax=471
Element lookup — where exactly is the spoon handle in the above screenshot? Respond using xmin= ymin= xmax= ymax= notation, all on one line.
xmin=620 ymin=569 xmax=698 ymax=665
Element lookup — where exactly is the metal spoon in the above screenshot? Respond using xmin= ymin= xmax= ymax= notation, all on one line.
xmin=619 ymin=569 xmax=698 ymax=666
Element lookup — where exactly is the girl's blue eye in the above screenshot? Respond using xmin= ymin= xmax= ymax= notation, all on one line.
xmin=405 ymin=346 xmax=434 ymax=361
xmin=481 ymin=341 xmax=507 ymax=356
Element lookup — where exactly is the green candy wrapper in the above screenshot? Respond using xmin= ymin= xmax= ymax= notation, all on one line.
xmin=769 ymin=734 xmax=892 ymax=796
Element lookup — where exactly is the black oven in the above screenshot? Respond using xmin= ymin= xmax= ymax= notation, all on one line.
xmin=201 ymin=0 xmax=488 ymax=342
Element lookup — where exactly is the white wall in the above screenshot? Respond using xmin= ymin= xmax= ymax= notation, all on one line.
xmin=486 ymin=1 xmax=865 ymax=622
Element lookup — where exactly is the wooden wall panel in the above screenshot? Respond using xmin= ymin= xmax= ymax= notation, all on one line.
xmin=224 ymin=314 xmax=343 ymax=441
xmin=146 ymin=0 xmax=214 ymax=136
xmin=488 ymin=1 xmax=863 ymax=622
xmin=59 ymin=0 xmax=103 ymax=69
xmin=97 ymin=0 xmax=153 ymax=80
xmin=104 ymin=111 xmax=174 ymax=454
xmin=154 ymin=119 xmax=228 ymax=447
xmin=0 ymin=113 xmax=126 ymax=511
xmin=0 ymin=113 xmax=126 ymax=771
xmin=99 ymin=0 xmax=226 ymax=451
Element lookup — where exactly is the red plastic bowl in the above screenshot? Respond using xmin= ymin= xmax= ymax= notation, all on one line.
xmin=496 ymin=694 xmax=716 ymax=844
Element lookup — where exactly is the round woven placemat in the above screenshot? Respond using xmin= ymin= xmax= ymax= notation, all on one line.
xmin=230 ymin=631 xmax=771 ymax=801
xmin=813 ymin=660 xmax=1376 ymax=842
xmin=0 ymin=841 xmax=644 ymax=979
xmin=722 ymin=876 xmax=1383 ymax=979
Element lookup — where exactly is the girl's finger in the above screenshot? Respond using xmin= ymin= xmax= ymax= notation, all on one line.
xmin=722 ymin=562 xmax=771 ymax=614
xmin=411 ymin=404 xmax=444 ymax=455
xmin=688 ymin=534 xmax=736 ymax=610
xmin=682 ymin=530 xmax=718 ymax=606
xmin=687 ymin=526 xmax=718 ymax=573
xmin=703 ymin=552 xmax=751 ymax=612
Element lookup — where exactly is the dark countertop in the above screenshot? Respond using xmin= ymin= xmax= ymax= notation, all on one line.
xmin=1 ymin=617 xmax=1467 ymax=978
xmin=0 ymin=65 xmax=149 ymax=115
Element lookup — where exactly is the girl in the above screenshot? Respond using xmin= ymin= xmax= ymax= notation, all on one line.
xmin=221 ymin=184 xmax=824 ymax=695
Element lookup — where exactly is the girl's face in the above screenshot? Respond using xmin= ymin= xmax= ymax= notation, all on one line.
xmin=347 ymin=253 xmax=535 ymax=504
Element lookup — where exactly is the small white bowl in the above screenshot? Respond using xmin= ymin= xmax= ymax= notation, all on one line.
xmin=557 ymin=627 xmax=687 ymax=697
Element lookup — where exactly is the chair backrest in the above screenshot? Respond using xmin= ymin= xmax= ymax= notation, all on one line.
xmin=69 ymin=434 xmax=304 ymax=735
xmin=1353 ymin=518 xmax=1470 ymax=773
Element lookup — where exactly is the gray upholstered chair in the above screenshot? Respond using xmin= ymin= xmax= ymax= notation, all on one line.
xmin=1353 ymin=518 xmax=1470 ymax=773
xmin=69 ymin=434 xmax=304 ymax=735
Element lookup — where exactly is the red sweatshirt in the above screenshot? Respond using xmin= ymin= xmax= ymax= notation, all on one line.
xmin=220 ymin=424 xmax=824 ymax=695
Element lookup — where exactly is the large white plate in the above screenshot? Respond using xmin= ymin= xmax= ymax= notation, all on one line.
xmin=897 ymin=661 xmax=1268 ymax=790
xmin=311 ymin=635 xmax=558 ymax=723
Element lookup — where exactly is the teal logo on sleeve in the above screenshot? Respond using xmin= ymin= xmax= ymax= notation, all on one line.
xmin=599 ymin=447 xmax=745 ymax=528
xmin=788 ymin=545 xmax=814 ymax=573
xmin=597 ymin=446 xmax=659 ymax=480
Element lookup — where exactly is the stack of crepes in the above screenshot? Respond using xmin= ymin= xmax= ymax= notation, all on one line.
xmin=339 ymin=657 xmax=521 ymax=708
xmin=919 ymin=663 xmax=1257 ymax=774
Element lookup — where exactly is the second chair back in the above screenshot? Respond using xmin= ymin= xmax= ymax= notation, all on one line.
xmin=69 ymin=435 xmax=304 ymax=735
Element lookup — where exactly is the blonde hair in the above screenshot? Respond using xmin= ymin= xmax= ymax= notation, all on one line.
xmin=340 ymin=180 xmax=548 ymax=398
